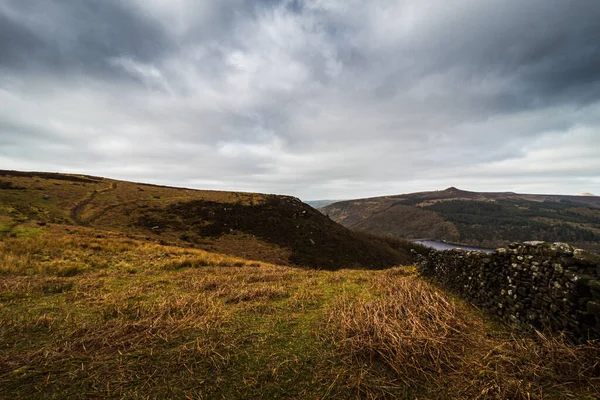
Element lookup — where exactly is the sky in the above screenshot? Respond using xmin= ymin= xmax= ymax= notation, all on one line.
xmin=1 ymin=0 xmax=600 ymax=200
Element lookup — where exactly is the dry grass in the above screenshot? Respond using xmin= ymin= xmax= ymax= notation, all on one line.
xmin=0 ymin=232 xmax=268 ymax=277
xmin=1 ymin=171 xmax=414 ymax=269
xmin=225 ymin=285 xmax=289 ymax=304
xmin=323 ymin=271 xmax=600 ymax=399
xmin=460 ymin=331 xmax=600 ymax=399
xmin=0 ymin=288 xmax=234 ymax=398
xmin=1 ymin=231 xmax=599 ymax=398
xmin=324 ymin=273 xmax=479 ymax=398
xmin=0 ymin=232 xmax=343 ymax=398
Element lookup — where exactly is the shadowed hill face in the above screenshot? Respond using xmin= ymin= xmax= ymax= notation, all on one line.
xmin=0 ymin=170 xmax=405 ymax=269
xmin=321 ymin=188 xmax=600 ymax=252
xmin=137 ymin=196 xmax=403 ymax=269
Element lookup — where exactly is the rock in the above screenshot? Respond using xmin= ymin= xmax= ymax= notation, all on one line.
xmin=524 ymin=241 xmax=545 ymax=246
xmin=554 ymin=263 xmax=564 ymax=273
xmin=588 ymin=279 xmax=600 ymax=293
xmin=419 ymin=240 xmax=600 ymax=341
xmin=553 ymin=281 xmax=562 ymax=289
xmin=586 ymin=301 xmax=600 ymax=317
xmin=564 ymin=270 xmax=581 ymax=282
xmin=551 ymin=242 xmax=574 ymax=255
xmin=573 ymin=249 xmax=600 ymax=267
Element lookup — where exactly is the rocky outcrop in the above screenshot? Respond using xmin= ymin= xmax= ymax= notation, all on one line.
xmin=418 ymin=242 xmax=600 ymax=341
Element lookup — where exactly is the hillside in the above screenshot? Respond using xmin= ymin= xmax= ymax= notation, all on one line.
xmin=0 ymin=170 xmax=408 ymax=269
xmin=1 ymin=231 xmax=599 ymax=398
xmin=321 ymin=187 xmax=600 ymax=252
xmin=304 ymin=199 xmax=344 ymax=209
xmin=1 ymin=173 xmax=599 ymax=398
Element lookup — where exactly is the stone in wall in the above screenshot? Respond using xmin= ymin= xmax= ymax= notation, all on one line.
xmin=418 ymin=242 xmax=600 ymax=341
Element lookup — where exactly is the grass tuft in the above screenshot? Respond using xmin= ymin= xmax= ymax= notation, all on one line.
xmin=1 ymin=231 xmax=598 ymax=398
xmin=323 ymin=273 xmax=600 ymax=399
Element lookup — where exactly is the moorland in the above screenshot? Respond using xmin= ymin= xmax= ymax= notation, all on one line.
xmin=321 ymin=187 xmax=600 ymax=252
xmin=1 ymin=171 xmax=599 ymax=399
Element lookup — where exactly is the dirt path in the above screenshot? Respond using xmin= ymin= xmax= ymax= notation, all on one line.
xmin=70 ymin=182 xmax=117 ymax=226
xmin=85 ymin=201 xmax=130 ymax=225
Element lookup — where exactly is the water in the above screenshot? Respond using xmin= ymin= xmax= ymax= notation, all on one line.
xmin=414 ymin=240 xmax=495 ymax=253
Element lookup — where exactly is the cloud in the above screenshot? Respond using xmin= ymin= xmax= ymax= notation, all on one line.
xmin=0 ymin=0 xmax=171 ymax=77
xmin=1 ymin=0 xmax=599 ymax=199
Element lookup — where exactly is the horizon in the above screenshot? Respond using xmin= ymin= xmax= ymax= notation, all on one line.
xmin=1 ymin=1 xmax=599 ymax=199
xmin=3 ymin=168 xmax=596 ymax=201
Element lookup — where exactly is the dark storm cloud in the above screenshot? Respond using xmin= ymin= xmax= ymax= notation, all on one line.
xmin=0 ymin=11 xmax=44 ymax=68
xmin=1 ymin=0 xmax=599 ymax=199
xmin=336 ymin=0 xmax=600 ymax=114
xmin=0 ymin=0 xmax=171 ymax=77
xmin=450 ymin=2 xmax=600 ymax=109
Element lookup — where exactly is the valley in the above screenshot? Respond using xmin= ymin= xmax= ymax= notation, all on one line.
xmin=1 ymin=171 xmax=599 ymax=399
xmin=414 ymin=239 xmax=495 ymax=252
xmin=321 ymin=187 xmax=600 ymax=253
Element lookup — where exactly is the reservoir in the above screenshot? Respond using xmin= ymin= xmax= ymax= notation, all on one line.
xmin=415 ymin=240 xmax=495 ymax=253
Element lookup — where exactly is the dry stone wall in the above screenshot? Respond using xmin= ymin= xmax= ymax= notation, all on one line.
xmin=418 ymin=242 xmax=600 ymax=341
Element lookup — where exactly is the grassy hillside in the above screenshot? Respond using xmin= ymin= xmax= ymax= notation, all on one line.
xmin=322 ymin=187 xmax=600 ymax=251
xmin=0 ymin=170 xmax=406 ymax=269
xmin=1 ymin=230 xmax=599 ymax=399
xmin=2 ymin=171 xmax=599 ymax=398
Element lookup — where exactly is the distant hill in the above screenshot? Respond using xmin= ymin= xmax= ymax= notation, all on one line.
xmin=321 ymin=187 xmax=600 ymax=252
xmin=305 ymin=199 xmax=345 ymax=209
xmin=578 ymin=193 xmax=596 ymax=196
xmin=0 ymin=170 xmax=410 ymax=269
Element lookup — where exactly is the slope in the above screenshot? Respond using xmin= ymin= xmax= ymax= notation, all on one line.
xmin=322 ymin=187 xmax=600 ymax=252
xmin=0 ymin=170 xmax=405 ymax=269
xmin=1 ymin=230 xmax=598 ymax=399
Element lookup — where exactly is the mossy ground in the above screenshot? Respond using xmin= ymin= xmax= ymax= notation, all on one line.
xmin=0 ymin=171 xmax=598 ymax=399
xmin=1 ymin=230 xmax=599 ymax=399
xmin=0 ymin=229 xmax=374 ymax=398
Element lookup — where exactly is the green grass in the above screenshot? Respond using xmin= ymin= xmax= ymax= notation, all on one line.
xmin=9 ymin=226 xmax=43 ymax=239
xmin=1 ymin=233 xmax=598 ymax=399
xmin=0 ymin=171 xmax=418 ymax=268
xmin=0 ymin=234 xmax=376 ymax=398
xmin=0 ymin=222 xmax=12 ymax=234
xmin=1 ymin=173 xmax=599 ymax=399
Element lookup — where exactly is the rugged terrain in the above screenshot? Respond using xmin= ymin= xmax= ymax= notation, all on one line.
xmin=322 ymin=187 xmax=600 ymax=252
xmin=1 ymin=230 xmax=599 ymax=399
xmin=1 ymin=172 xmax=599 ymax=399
xmin=0 ymin=170 xmax=410 ymax=269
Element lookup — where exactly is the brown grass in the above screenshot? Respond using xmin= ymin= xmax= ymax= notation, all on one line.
xmin=0 ymin=231 xmax=339 ymax=398
xmin=323 ymin=272 xmax=600 ymax=399
xmin=1 ymin=171 xmax=416 ymax=269
xmin=1 ymin=229 xmax=599 ymax=398
xmin=225 ymin=286 xmax=289 ymax=304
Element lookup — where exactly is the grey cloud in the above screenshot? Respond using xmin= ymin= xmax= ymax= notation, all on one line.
xmin=0 ymin=0 xmax=599 ymax=199
xmin=0 ymin=11 xmax=45 ymax=68
xmin=0 ymin=0 xmax=171 ymax=78
xmin=332 ymin=0 xmax=600 ymax=113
